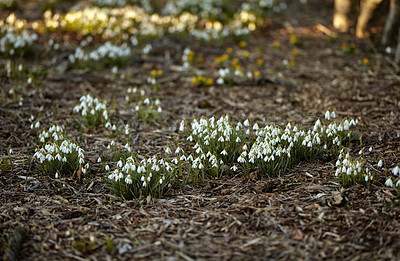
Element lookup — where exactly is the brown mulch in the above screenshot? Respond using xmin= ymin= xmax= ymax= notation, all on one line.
xmin=1 ymin=0 xmax=400 ymax=260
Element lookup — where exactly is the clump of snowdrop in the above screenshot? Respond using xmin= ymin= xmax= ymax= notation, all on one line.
xmin=33 ymin=139 xmax=89 ymax=179
xmin=0 ymin=28 xmax=37 ymax=57
xmin=68 ymin=42 xmax=131 ymax=68
xmin=38 ymin=124 xmax=65 ymax=144
xmin=108 ymin=155 xmax=174 ymax=198
xmin=179 ymin=110 xmax=358 ymax=179
xmin=134 ymin=97 xmax=162 ymax=123
xmin=384 ymin=165 xmax=400 ymax=194
xmin=73 ymin=94 xmax=109 ymax=129
xmin=238 ymin=110 xmax=358 ymax=176
xmin=179 ymin=114 xmax=252 ymax=178
xmin=4 ymin=60 xmax=47 ymax=87
xmin=125 ymin=86 xmax=145 ymax=104
xmin=334 ymin=149 xmax=374 ymax=187
xmin=0 ymin=14 xmax=37 ymax=57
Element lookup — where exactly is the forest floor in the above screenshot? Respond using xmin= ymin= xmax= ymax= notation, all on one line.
xmin=1 ymin=0 xmax=400 ymax=260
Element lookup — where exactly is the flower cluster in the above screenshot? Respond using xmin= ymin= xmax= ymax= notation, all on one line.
xmin=192 ymin=75 xmax=214 ymax=86
xmin=179 ymin=111 xmax=358 ymax=180
xmin=4 ymin=60 xmax=47 ymax=87
xmin=0 ymin=14 xmax=37 ymax=56
xmin=0 ymin=28 xmax=37 ymax=56
xmin=179 ymin=115 xmax=252 ymax=177
xmin=38 ymin=124 xmax=65 ymax=144
xmin=384 ymin=165 xmax=400 ymax=192
xmin=334 ymin=149 xmax=374 ymax=187
xmin=33 ymin=139 xmax=89 ymax=179
xmin=238 ymin=110 xmax=358 ymax=176
xmin=134 ymin=97 xmax=162 ymax=123
xmin=108 ymin=155 xmax=174 ymax=198
xmin=73 ymin=94 xmax=109 ymax=129
xmin=68 ymin=42 xmax=131 ymax=68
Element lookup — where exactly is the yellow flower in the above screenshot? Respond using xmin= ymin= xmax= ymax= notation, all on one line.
xmin=151 ymin=70 xmax=157 ymax=76
xmin=273 ymin=41 xmax=280 ymax=49
xmin=243 ymin=51 xmax=250 ymax=58
xmin=192 ymin=77 xmax=198 ymax=84
xmin=215 ymin=57 xmax=222 ymax=64
xmin=362 ymin=58 xmax=370 ymax=65
xmin=290 ymin=34 xmax=297 ymax=45
xmin=253 ymin=71 xmax=260 ymax=77
xmin=341 ymin=43 xmax=348 ymax=49
xmin=289 ymin=60 xmax=295 ymax=67
xmin=226 ymin=47 xmax=233 ymax=53
xmin=198 ymin=76 xmax=206 ymax=82
xmin=231 ymin=58 xmax=239 ymax=66
xmin=256 ymin=59 xmax=264 ymax=66
xmin=222 ymin=54 xmax=229 ymax=61
xmin=196 ymin=57 xmax=204 ymax=63
xmin=239 ymin=40 xmax=248 ymax=48
xmin=157 ymin=70 xmax=163 ymax=76
xmin=206 ymin=78 xmax=214 ymax=86
xmin=292 ymin=48 xmax=299 ymax=56
xmin=233 ymin=64 xmax=241 ymax=71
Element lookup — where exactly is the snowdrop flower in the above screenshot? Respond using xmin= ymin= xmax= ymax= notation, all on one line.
xmin=385 ymin=178 xmax=393 ymax=187
xmin=143 ymin=98 xmax=150 ymax=105
xmin=393 ymin=166 xmax=400 ymax=176
xmin=243 ymin=119 xmax=250 ymax=127
xmin=221 ymin=149 xmax=228 ymax=155
xmin=325 ymin=111 xmax=330 ymax=120
xmin=377 ymin=160 xmax=383 ymax=168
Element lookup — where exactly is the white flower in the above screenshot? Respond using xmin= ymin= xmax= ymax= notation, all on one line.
xmin=393 ymin=166 xmax=400 ymax=176
xmin=165 ymin=147 xmax=171 ymax=154
xmin=243 ymin=119 xmax=250 ymax=127
xmin=143 ymin=98 xmax=150 ymax=105
xmin=231 ymin=165 xmax=238 ymax=171
xmin=8 ymin=148 xmax=13 ymax=154
xmin=377 ymin=160 xmax=383 ymax=168
xmin=220 ymin=149 xmax=228 ymax=155
xmin=253 ymin=123 xmax=259 ymax=130
xmin=385 ymin=178 xmax=393 ymax=187
xmin=97 ymin=157 xmax=102 ymax=163
xmin=325 ymin=111 xmax=330 ymax=120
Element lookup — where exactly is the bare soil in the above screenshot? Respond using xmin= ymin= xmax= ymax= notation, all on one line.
xmin=1 ymin=0 xmax=400 ymax=260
